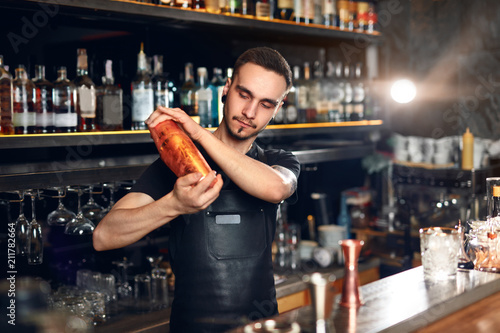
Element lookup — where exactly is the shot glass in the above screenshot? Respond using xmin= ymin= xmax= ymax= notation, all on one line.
xmin=419 ymin=227 xmax=460 ymax=281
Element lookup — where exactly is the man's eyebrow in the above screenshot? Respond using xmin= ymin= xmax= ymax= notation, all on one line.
xmin=236 ymin=84 xmax=279 ymax=107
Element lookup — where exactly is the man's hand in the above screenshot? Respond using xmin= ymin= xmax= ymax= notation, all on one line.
xmin=146 ymin=106 xmax=207 ymax=142
xmin=169 ymin=170 xmax=223 ymax=216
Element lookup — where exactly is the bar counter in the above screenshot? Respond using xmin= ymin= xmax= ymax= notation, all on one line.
xmin=229 ymin=266 xmax=500 ymax=333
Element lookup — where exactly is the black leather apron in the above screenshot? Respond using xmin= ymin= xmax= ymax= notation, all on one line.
xmin=169 ymin=187 xmax=279 ymax=333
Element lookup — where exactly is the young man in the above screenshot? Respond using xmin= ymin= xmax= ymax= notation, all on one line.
xmin=93 ymin=47 xmax=300 ymax=332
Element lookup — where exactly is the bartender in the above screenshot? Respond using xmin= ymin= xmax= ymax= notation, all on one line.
xmin=93 ymin=47 xmax=300 ymax=332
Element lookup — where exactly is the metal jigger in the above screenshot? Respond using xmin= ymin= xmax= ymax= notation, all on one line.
xmin=339 ymin=239 xmax=364 ymax=308
xmin=303 ymin=272 xmax=336 ymax=333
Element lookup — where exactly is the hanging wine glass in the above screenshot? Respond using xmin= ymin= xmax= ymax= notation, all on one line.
xmin=27 ymin=190 xmax=43 ymax=265
xmin=98 ymin=183 xmax=117 ymax=222
xmin=47 ymin=187 xmax=76 ymax=226
xmin=81 ymin=184 xmax=104 ymax=225
xmin=64 ymin=187 xmax=95 ymax=235
xmin=14 ymin=191 xmax=29 ymax=256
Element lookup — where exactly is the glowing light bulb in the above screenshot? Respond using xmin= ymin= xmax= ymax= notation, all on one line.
xmin=390 ymin=79 xmax=417 ymax=104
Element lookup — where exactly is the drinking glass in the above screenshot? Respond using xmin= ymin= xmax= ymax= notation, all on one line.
xmin=81 ymin=185 xmax=103 ymax=225
xmin=134 ymin=274 xmax=152 ymax=313
xmin=14 ymin=191 xmax=29 ymax=256
xmin=112 ymin=258 xmax=133 ymax=301
xmin=147 ymin=254 xmax=169 ymax=309
xmin=27 ymin=190 xmax=43 ymax=265
xmin=419 ymin=227 xmax=460 ymax=280
xmin=98 ymin=182 xmax=117 ymax=222
xmin=47 ymin=187 xmax=76 ymax=226
xmin=64 ymin=187 xmax=95 ymax=235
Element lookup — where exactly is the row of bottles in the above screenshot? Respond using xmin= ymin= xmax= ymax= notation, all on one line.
xmin=274 ymin=58 xmax=376 ymax=124
xmin=0 ymin=50 xmax=124 ymax=134
xmin=134 ymin=0 xmax=378 ymax=33
xmin=0 ymin=43 xmax=377 ymax=135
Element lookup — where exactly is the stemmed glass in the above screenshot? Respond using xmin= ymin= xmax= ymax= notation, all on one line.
xmin=81 ymin=185 xmax=104 ymax=225
xmin=64 ymin=187 xmax=95 ymax=235
xmin=112 ymin=258 xmax=134 ymax=304
xmin=47 ymin=187 xmax=76 ymax=226
xmin=98 ymin=183 xmax=117 ymax=222
xmin=27 ymin=190 xmax=43 ymax=265
xmin=14 ymin=191 xmax=29 ymax=256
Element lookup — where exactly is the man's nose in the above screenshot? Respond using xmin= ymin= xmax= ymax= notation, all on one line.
xmin=242 ymin=101 xmax=258 ymax=119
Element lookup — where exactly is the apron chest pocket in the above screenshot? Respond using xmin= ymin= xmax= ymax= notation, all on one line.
xmin=206 ymin=209 xmax=267 ymax=260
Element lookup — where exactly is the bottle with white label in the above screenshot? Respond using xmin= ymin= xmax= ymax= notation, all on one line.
xmin=131 ymin=43 xmax=154 ymax=130
xmin=97 ymin=60 xmax=123 ymax=131
xmin=13 ymin=65 xmax=36 ymax=134
xmin=73 ymin=48 xmax=98 ymax=131
xmin=53 ymin=67 xmax=77 ymax=133
xmin=33 ymin=65 xmax=54 ymax=133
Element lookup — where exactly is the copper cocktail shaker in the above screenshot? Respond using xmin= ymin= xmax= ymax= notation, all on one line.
xmin=150 ymin=119 xmax=213 ymax=179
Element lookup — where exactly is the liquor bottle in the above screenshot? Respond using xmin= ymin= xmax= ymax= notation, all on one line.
xmin=277 ymin=0 xmax=294 ymax=20
xmin=326 ymin=61 xmax=345 ymax=122
xmin=73 ymin=48 xmax=98 ymax=131
xmin=284 ymin=79 xmax=298 ymax=124
xmin=366 ymin=1 xmax=378 ymax=33
xmin=152 ymin=55 xmax=171 ymax=108
xmin=97 ymin=60 xmax=123 ymax=131
xmin=341 ymin=64 xmax=353 ymax=121
xmin=175 ymin=0 xmax=191 ymax=8
xmin=192 ymin=0 xmax=205 ymax=10
xmin=131 ymin=43 xmax=154 ymax=130
xmin=337 ymin=0 xmax=349 ymax=29
xmin=228 ymin=0 xmax=241 ymax=14
xmin=323 ymin=0 xmax=336 ymax=27
xmin=33 ymin=65 xmax=54 ymax=133
xmin=313 ymin=60 xmax=328 ymax=122
xmin=205 ymin=0 xmax=220 ymax=13
xmin=347 ymin=0 xmax=357 ymax=30
xmin=490 ymin=185 xmax=500 ymax=219
xmin=351 ymin=62 xmax=365 ymax=121
xmin=180 ymin=62 xmax=196 ymax=116
xmin=304 ymin=62 xmax=318 ymax=123
xmin=293 ymin=0 xmax=301 ymax=23
xmin=12 ymin=65 xmax=36 ymax=134
xmin=0 ymin=55 xmax=14 ymax=135
xmin=255 ymin=0 xmax=271 ymax=19
xmin=294 ymin=65 xmax=308 ymax=124
xmin=53 ymin=67 xmax=77 ymax=133
xmin=242 ymin=0 xmax=255 ymax=16
xmin=220 ymin=0 xmax=230 ymax=13
xmin=195 ymin=67 xmax=212 ymax=128
xmin=300 ymin=0 xmax=315 ymax=24
xmin=208 ymin=67 xmax=225 ymax=127
xmin=357 ymin=1 xmax=369 ymax=32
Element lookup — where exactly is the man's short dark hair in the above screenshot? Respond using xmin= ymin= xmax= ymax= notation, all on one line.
xmin=232 ymin=47 xmax=293 ymax=94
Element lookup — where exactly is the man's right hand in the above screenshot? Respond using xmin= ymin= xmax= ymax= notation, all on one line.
xmin=169 ymin=170 xmax=223 ymax=216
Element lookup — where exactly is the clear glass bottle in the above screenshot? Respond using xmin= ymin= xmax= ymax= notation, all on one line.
xmin=322 ymin=0 xmax=336 ymax=27
xmin=131 ymin=43 xmax=154 ymax=130
xmin=0 ymin=55 xmax=14 ymax=135
xmin=152 ymin=55 xmax=171 ymax=109
xmin=33 ymin=65 xmax=54 ymax=133
xmin=180 ymin=62 xmax=196 ymax=116
xmin=341 ymin=64 xmax=353 ymax=121
xmin=73 ymin=48 xmax=98 ymax=131
xmin=13 ymin=65 xmax=36 ymax=134
xmin=304 ymin=62 xmax=318 ymax=123
xmin=97 ymin=60 xmax=123 ymax=131
xmin=284 ymin=77 xmax=298 ymax=124
xmin=326 ymin=61 xmax=345 ymax=122
xmin=294 ymin=65 xmax=308 ymax=124
xmin=351 ymin=62 xmax=365 ymax=121
xmin=195 ymin=67 xmax=212 ymax=128
xmin=209 ymin=67 xmax=225 ymax=127
xmin=53 ymin=67 xmax=77 ymax=133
